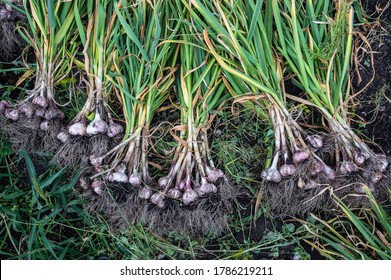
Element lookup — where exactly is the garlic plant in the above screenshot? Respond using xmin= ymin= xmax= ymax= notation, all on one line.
xmin=151 ymin=31 xmax=230 ymax=208
xmin=271 ymin=0 xmax=388 ymax=190
xmin=1 ymin=0 xmax=77 ymax=152
xmin=185 ymin=0 xmax=334 ymax=189
xmin=78 ymin=0 xmax=180 ymax=228
xmin=55 ymin=0 xmax=123 ymax=168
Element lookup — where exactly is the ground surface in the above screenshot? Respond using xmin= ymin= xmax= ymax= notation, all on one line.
xmin=355 ymin=0 xmax=391 ymax=154
xmin=0 ymin=0 xmax=390 ymax=260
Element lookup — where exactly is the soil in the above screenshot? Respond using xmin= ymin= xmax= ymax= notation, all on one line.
xmin=354 ymin=0 xmax=391 ymax=154
xmin=0 ymin=0 xmax=390 ymax=260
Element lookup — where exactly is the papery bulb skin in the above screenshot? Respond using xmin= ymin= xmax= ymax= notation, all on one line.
xmin=306 ymin=135 xmax=323 ymax=149
xmin=182 ymin=188 xmax=199 ymax=205
xmin=107 ymin=123 xmax=124 ymax=137
xmin=297 ymin=177 xmax=305 ymax=189
xmin=323 ymin=165 xmax=336 ymax=180
xmin=354 ymin=151 xmax=369 ymax=166
xmin=109 ymin=171 xmax=128 ymax=183
xmin=86 ymin=113 xmax=108 ymax=135
xmin=68 ymin=122 xmax=87 ymax=136
xmin=371 ymin=172 xmax=383 ymax=184
xmin=0 ymin=100 xmax=11 ymax=114
xmin=45 ymin=109 xmax=63 ymax=120
xmin=35 ymin=108 xmax=46 ymax=118
xmin=150 ymin=192 xmax=166 ymax=208
xmin=158 ymin=176 xmax=171 ymax=189
xmin=261 ymin=168 xmax=282 ymax=183
xmin=196 ymin=182 xmax=217 ymax=196
xmin=279 ymin=164 xmax=297 ymax=177
xmin=114 ymin=163 xmax=127 ymax=173
xmin=339 ymin=161 xmax=358 ymax=175
xmin=91 ymin=180 xmax=103 ymax=195
xmin=373 ymin=154 xmax=389 ymax=173
xmin=139 ymin=187 xmax=152 ymax=199
xmin=293 ymin=149 xmax=310 ymax=164
xmin=40 ymin=121 xmax=50 ymax=131
xmin=57 ymin=131 xmax=69 ymax=143
xmin=5 ymin=109 xmax=19 ymax=121
xmin=303 ymin=180 xmax=317 ymax=190
xmin=167 ymin=188 xmax=182 ymax=199
xmin=206 ymin=166 xmax=224 ymax=183
xmin=32 ymin=96 xmax=48 ymax=108
xmin=128 ymin=172 xmax=141 ymax=187
xmin=309 ymin=160 xmax=324 ymax=176
xmin=177 ymin=180 xmax=186 ymax=191
xmin=19 ymin=104 xmax=35 ymax=119
xmin=89 ymin=154 xmax=103 ymax=167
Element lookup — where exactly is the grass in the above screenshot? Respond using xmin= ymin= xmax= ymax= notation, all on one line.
xmin=0 ymin=98 xmax=388 ymax=260
xmin=0 ymin=0 xmax=390 ymax=261
xmin=300 ymin=186 xmax=391 ymax=260
xmin=0 ymin=79 xmax=389 ymax=260
xmin=0 ymin=109 xmax=313 ymax=260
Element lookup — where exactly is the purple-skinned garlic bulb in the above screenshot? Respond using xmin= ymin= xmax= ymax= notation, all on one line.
xmin=309 ymin=160 xmax=324 ymax=176
xmin=91 ymin=180 xmax=103 ymax=195
xmin=89 ymin=153 xmax=103 ymax=167
xmin=139 ymin=187 xmax=153 ymax=199
xmin=40 ymin=121 xmax=50 ymax=131
xmin=182 ymin=177 xmax=199 ymax=205
xmin=293 ymin=149 xmax=310 ymax=164
xmin=150 ymin=192 xmax=166 ymax=208
xmin=5 ymin=109 xmax=19 ymax=121
xmin=306 ymin=135 xmax=323 ymax=150
xmin=323 ymin=165 xmax=336 ymax=180
xmin=373 ymin=154 xmax=389 ymax=173
xmin=261 ymin=168 xmax=282 ymax=183
xmin=279 ymin=164 xmax=296 ymax=177
xmin=128 ymin=171 xmax=141 ymax=187
xmin=19 ymin=103 xmax=35 ymax=118
xmin=107 ymin=122 xmax=123 ymax=137
xmin=45 ymin=109 xmax=64 ymax=120
xmin=168 ymin=188 xmax=182 ymax=199
xmin=32 ymin=96 xmax=48 ymax=108
xmin=339 ymin=161 xmax=358 ymax=175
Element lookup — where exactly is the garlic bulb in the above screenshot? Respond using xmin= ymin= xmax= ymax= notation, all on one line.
xmin=107 ymin=122 xmax=124 ymax=137
xmin=150 ymin=192 xmax=166 ymax=208
xmin=279 ymin=164 xmax=297 ymax=177
xmin=182 ymin=188 xmax=198 ymax=205
xmin=86 ymin=113 xmax=108 ymax=135
xmin=293 ymin=149 xmax=310 ymax=163
xmin=57 ymin=131 xmax=70 ymax=143
xmin=32 ymin=96 xmax=48 ymax=108
xmin=5 ymin=109 xmax=19 ymax=121
xmin=139 ymin=187 xmax=153 ymax=199
xmin=68 ymin=122 xmax=87 ymax=136
xmin=261 ymin=168 xmax=282 ymax=183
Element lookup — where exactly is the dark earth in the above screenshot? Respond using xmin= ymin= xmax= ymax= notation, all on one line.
xmin=354 ymin=0 xmax=391 ymax=154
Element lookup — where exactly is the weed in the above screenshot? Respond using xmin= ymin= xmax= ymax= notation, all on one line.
xmin=301 ymin=186 xmax=391 ymax=260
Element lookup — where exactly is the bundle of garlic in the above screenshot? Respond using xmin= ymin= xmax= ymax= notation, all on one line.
xmin=1 ymin=0 xmax=77 ymax=152
xmin=54 ymin=0 xmax=123 ymax=169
